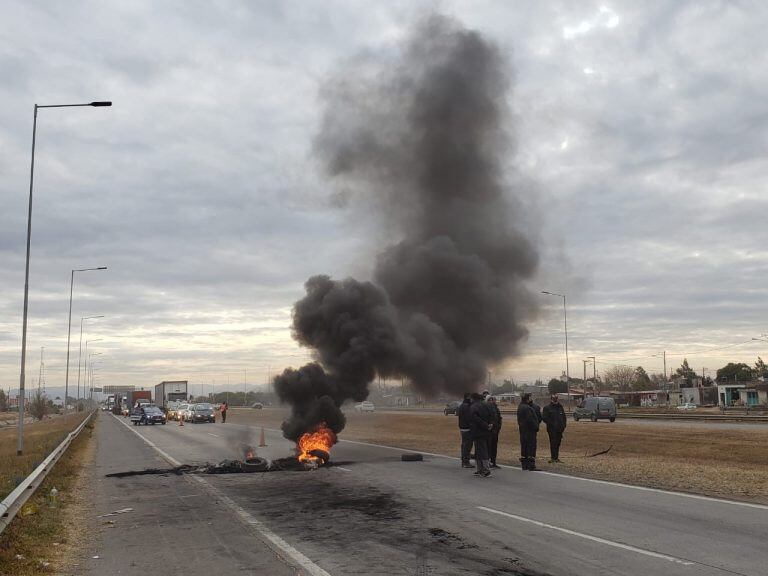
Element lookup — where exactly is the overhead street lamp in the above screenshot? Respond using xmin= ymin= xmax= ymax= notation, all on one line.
xmin=77 ymin=316 xmax=104 ymax=403
xmin=17 ymin=100 xmax=112 ymax=455
xmin=88 ymin=352 xmax=103 ymax=404
xmin=542 ymin=291 xmax=571 ymax=409
xmin=82 ymin=338 xmax=103 ymax=406
xmin=64 ymin=268 xmax=106 ymax=418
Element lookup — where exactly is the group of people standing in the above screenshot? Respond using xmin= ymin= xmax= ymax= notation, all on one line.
xmin=458 ymin=391 xmax=567 ymax=476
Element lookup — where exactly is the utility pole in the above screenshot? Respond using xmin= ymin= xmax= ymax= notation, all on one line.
xmin=587 ymin=356 xmax=596 ymax=393
xmin=663 ymin=351 xmax=667 ymax=383
xmin=582 ymin=359 xmax=588 ymax=392
xmin=244 ymin=369 xmax=247 ymax=406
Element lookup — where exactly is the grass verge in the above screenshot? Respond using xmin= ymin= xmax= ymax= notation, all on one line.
xmin=0 ymin=414 xmax=87 ymax=500
xmin=0 ymin=413 xmax=95 ymax=576
xmin=229 ymin=407 xmax=768 ymax=504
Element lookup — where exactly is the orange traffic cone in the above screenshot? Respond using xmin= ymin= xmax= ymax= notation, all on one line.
xmin=259 ymin=427 xmax=267 ymax=447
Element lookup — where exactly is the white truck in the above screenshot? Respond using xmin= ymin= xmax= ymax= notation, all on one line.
xmin=154 ymin=380 xmax=188 ymax=409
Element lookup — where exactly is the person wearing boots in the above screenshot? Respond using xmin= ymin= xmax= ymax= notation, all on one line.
xmin=516 ymin=393 xmax=540 ymax=470
xmin=487 ymin=396 xmax=502 ymax=468
xmin=457 ymin=393 xmax=473 ymax=468
xmin=469 ymin=392 xmax=494 ymax=477
xmin=542 ymin=394 xmax=567 ymax=463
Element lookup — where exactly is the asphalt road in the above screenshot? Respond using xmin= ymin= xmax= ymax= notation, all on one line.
xmin=101 ymin=413 xmax=768 ymax=576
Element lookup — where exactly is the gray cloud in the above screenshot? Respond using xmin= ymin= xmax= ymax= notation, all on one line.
xmin=1 ymin=1 xmax=767 ymax=395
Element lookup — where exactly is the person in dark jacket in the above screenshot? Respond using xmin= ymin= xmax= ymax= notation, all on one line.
xmin=469 ymin=392 xmax=493 ymax=477
xmin=457 ymin=393 xmax=473 ymax=468
xmin=516 ymin=393 xmax=540 ymax=471
xmin=487 ymin=396 xmax=502 ymax=468
xmin=542 ymin=394 xmax=567 ymax=462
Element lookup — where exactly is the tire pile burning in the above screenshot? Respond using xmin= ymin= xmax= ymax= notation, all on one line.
xmin=274 ymin=13 xmax=540 ymax=460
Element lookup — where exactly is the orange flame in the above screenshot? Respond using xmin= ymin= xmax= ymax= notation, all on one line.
xmin=297 ymin=423 xmax=337 ymax=463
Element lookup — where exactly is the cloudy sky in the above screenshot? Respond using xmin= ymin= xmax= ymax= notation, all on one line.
xmin=2 ymin=0 xmax=767 ymax=396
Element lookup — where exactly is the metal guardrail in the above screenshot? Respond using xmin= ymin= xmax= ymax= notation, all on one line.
xmin=0 ymin=410 xmax=95 ymax=535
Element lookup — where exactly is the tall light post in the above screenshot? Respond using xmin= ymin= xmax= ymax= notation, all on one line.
xmin=77 ymin=316 xmax=104 ymax=403
xmin=64 ymin=268 xmax=106 ymax=418
xmin=542 ymin=291 xmax=570 ymax=409
xmin=17 ymin=100 xmax=112 ymax=455
xmin=83 ymin=339 xmax=102 ymax=407
xmin=88 ymin=353 xmax=103 ymax=406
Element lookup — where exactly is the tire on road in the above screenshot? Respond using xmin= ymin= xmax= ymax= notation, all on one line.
xmin=401 ymin=453 xmax=423 ymax=462
xmin=242 ymin=457 xmax=269 ymax=472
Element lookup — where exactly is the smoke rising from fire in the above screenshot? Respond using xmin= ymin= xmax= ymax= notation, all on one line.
xmin=275 ymin=14 xmax=539 ymax=441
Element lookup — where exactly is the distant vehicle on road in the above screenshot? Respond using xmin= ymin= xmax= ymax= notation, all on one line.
xmin=677 ymin=402 xmax=697 ymax=411
xmin=573 ymin=397 xmax=617 ymax=422
xmin=444 ymin=401 xmax=461 ymax=415
xmin=251 ymin=402 xmax=263 ymax=409
xmin=174 ymin=403 xmax=193 ymax=421
xmin=154 ymin=380 xmax=188 ymax=409
xmin=190 ymin=403 xmax=216 ymax=423
xmin=131 ymin=404 xmax=167 ymax=426
xmin=166 ymin=401 xmax=182 ymax=420
xmin=355 ymin=401 xmax=375 ymax=413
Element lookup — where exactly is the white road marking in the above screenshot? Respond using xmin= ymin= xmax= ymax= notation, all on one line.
xmin=112 ymin=415 xmax=333 ymax=576
xmin=207 ymin=433 xmax=220 ymax=437
xmin=335 ymin=467 xmax=352 ymax=472
xmin=478 ymin=506 xmax=695 ymax=566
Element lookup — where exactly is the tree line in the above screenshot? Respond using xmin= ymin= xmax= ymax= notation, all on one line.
xmin=546 ymin=356 xmax=768 ymax=393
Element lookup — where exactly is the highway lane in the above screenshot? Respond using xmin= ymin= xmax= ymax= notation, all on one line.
xmin=112 ymin=414 xmax=768 ymax=576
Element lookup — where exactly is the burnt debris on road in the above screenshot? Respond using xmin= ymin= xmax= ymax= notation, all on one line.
xmin=104 ymin=454 xmax=343 ymax=478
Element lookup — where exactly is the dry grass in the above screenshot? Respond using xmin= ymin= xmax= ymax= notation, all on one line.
xmin=229 ymin=407 xmax=768 ymax=503
xmin=0 ymin=413 xmax=95 ymax=576
xmin=0 ymin=414 xmax=87 ymax=501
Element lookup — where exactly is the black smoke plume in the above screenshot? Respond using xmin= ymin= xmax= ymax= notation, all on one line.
xmin=275 ymin=14 xmax=539 ymax=442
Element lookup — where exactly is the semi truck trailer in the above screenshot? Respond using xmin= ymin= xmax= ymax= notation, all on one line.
xmin=154 ymin=380 xmax=188 ymax=408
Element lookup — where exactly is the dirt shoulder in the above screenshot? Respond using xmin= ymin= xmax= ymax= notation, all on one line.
xmin=228 ymin=407 xmax=768 ymax=504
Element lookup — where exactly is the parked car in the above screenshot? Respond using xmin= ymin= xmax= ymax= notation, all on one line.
xmin=444 ymin=401 xmax=461 ymax=415
xmin=573 ymin=397 xmax=617 ymax=422
xmin=131 ymin=404 xmax=167 ymax=426
xmin=354 ymin=401 xmax=375 ymax=412
xmin=676 ymin=402 xmax=697 ymax=411
xmin=251 ymin=402 xmax=264 ymax=409
xmin=190 ymin=403 xmax=216 ymax=423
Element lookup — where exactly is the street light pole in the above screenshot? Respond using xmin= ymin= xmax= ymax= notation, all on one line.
xmin=542 ymin=291 xmax=571 ymax=409
xmin=77 ymin=316 xmax=103 ymax=404
xmin=64 ymin=268 xmax=106 ymax=419
xmin=17 ymin=100 xmax=111 ymax=455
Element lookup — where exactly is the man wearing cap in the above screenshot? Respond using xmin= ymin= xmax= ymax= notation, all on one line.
xmin=516 ymin=393 xmax=540 ymax=471
xmin=487 ymin=396 xmax=502 ymax=468
xmin=542 ymin=394 xmax=567 ymax=463
xmin=469 ymin=392 xmax=494 ymax=477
